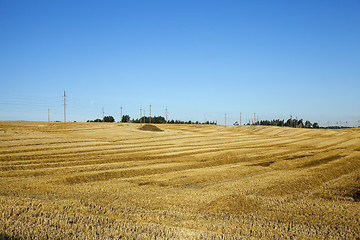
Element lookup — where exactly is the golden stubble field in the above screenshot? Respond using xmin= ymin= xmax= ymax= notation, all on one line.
xmin=0 ymin=121 xmax=359 ymax=239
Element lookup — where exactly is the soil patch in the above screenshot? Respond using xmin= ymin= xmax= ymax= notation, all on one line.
xmin=284 ymin=154 xmax=313 ymax=160
xmin=139 ymin=124 xmax=163 ymax=132
xmin=346 ymin=187 xmax=360 ymax=202
xmin=249 ymin=161 xmax=275 ymax=167
xmin=352 ymin=189 xmax=360 ymax=201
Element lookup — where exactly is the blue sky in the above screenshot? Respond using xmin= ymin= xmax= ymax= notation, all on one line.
xmin=1 ymin=0 xmax=359 ymax=126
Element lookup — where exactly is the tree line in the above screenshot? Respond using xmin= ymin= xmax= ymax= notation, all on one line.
xmin=234 ymin=118 xmax=319 ymax=128
xmin=87 ymin=116 xmax=115 ymax=122
xmin=87 ymin=115 xmax=217 ymax=125
xmin=132 ymin=116 xmax=217 ymax=125
xmin=87 ymin=115 xmax=321 ymax=129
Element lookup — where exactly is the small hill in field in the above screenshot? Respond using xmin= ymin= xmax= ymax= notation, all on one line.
xmin=139 ymin=124 xmax=163 ymax=132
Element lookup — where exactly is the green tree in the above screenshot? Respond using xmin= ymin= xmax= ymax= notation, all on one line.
xmin=305 ymin=120 xmax=312 ymax=128
xmin=297 ymin=119 xmax=304 ymax=128
xmin=103 ymin=116 xmax=115 ymax=122
xmin=122 ymin=115 xmax=130 ymax=123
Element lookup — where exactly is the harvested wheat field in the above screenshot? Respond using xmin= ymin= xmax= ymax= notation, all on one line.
xmin=0 ymin=121 xmax=359 ymax=239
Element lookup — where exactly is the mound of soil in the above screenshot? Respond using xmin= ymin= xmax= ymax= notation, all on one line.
xmin=139 ymin=124 xmax=163 ymax=132
xmin=249 ymin=161 xmax=275 ymax=167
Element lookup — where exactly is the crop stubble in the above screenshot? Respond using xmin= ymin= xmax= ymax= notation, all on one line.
xmin=0 ymin=121 xmax=359 ymax=239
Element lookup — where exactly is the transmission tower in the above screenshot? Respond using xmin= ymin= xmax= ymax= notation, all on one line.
xmin=120 ymin=106 xmax=123 ymax=125
xmin=165 ymin=107 xmax=168 ymax=123
xmin=140 ymin=108 xmax=142 ymax=126
xmin=63 ymin=91 xmax=66 ymax=122
xmin=149 ymin=105 xmax=152 ymax=124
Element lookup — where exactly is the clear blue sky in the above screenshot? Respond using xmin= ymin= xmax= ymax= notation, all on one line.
xmin=1 ymin=0 xmax=359 ymax=126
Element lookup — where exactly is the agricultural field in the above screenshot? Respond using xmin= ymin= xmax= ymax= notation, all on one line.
xmin=0 ymin=121 xmax=359 ymax=239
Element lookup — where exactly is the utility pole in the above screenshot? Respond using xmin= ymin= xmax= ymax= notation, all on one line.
xmin=254 ymin=113 xmax=256 ymax=126
xmin=48 ymin=108 xmax=50 ymax=122
xmin=144 ymin=110 xmax=146 ymax=123
xmin=140 ymin=108 xmax=142 ymax=126
xmin=165 ymin=107 xmax=168 ymax=123
xmin=240 ymin=112 xmax=242 ymax=126
xmin=63 ymin=91 xmax=66 ymax=122
xmin=225 ymin=113 xmax=226 ymax=126
xmin=120 ymin=106 xmax=123 ymax=125
xmin=149 ymin=105 xmax=152 ymax=124
xmin=102 ymin=107 xmax=104 ymax=120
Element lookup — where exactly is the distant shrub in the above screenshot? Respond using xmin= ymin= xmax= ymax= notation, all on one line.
xmin=103 ymin=116 xmax=115 ymax=122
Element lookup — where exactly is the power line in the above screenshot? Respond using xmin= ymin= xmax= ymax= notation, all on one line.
xmin=0 ymin=93 xmax=61 ymax=107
